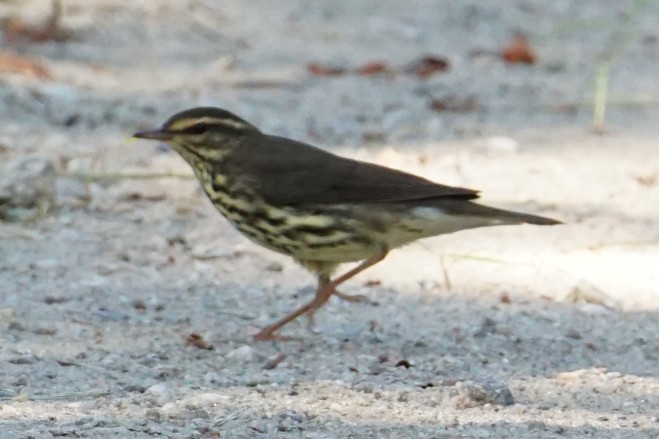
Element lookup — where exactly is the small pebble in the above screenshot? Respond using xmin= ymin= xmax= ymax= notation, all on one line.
xmin=160 ymin=402 xmax=181 ymax=419
xmin=146 ymin=383 xmax=174 ymax=405
xmin=455 ymin=379 xmax=514 ymax=407
xmin=225 ymin=345 xmax=255 ymax=362
xmin=145 ymin=408 xmax=161 ymax=421
xmin=566 ymin=329 xmax=582 ymax=339
xmin=265 ymin=261 xmax=283 ymax=272
xmin=527 ymin=420 xmax=547 ymax=431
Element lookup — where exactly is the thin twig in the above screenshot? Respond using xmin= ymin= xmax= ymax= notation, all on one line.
xmin=591 ymin=0 xmax=649 ymax=133
xmin=592 ymin=62 xmax=610 ymax=134
xmin=439 ymin=254 xmax=453 ymax=292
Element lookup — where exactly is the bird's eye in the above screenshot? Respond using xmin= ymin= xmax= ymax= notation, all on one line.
xmin=184 ymin=122 xmax=208 ymax=135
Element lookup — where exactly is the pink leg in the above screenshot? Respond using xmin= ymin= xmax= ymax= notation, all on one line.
xmin=253 ymin=249 xmax=388 ymax=341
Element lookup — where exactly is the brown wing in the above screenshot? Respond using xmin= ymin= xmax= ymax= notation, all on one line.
xmin=228 ymin=134 xmax=479 ymax=206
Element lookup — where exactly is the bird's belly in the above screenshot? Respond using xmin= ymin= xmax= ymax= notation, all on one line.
xmin=203 ymin=192 xmax=371 ymax=260
xmin=232 ymin=216 xmax=380 ymax=263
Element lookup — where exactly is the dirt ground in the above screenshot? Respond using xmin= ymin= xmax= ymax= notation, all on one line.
xmin=1 ymin=1 xmax=658 ymax=438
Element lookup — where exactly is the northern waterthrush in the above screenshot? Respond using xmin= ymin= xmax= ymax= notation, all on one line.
xmin=134 ymin=107 xmax=560 ymax=340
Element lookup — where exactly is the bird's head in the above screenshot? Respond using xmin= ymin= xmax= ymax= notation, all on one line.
xmin=133 ymin=107 xmax=259 ymax=162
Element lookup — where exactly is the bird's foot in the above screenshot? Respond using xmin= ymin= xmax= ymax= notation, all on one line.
xmin=252 ymin=327 xmax=301 ymax=342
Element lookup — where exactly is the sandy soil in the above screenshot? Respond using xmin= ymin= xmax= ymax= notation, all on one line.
xmin=1 ymin=1 xmax=658 ymax=438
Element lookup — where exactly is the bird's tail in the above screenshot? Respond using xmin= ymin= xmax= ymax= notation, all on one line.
xmin=437 ymin=199 xmax=562 ymax=226
xmin=497 ymin=208 xmax=561 ymax=225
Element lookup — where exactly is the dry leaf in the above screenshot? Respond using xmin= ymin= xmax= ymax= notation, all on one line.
xmin=406 ymin=56 xmax=450 ymax=78
xmin=429 ymin=96 xmax=477 ymax=112
xmin=57 ymin=359 xmax=77 ymax=367
xmin=131 ymin=299 xmax=147 ymax=311
xmin=33 ymin=327 xmax=57 ymax=336
xmin=119 ymin=192 xmax=166 ymax=202
xmin=307 ymin=62 xmax=346 ymax=77
xmin=356 ymin=61 xmax=391 ymax=76
xmin=185 ymin=333 xmax=213 ymax=350
xmin=309 ymin=56 xmax=449 ymax=79
xmin=501 ymin=33 xmax=536 ymax=64
xmin=44 ymin=295 xmax=69 ymax=304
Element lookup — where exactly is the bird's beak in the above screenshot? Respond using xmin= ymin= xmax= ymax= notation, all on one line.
xmin=133 ymin=128 xmax=174 ymax=141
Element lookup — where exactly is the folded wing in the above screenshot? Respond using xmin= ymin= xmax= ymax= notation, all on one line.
xmin=230 ymin=134 xmax=479 ymax=206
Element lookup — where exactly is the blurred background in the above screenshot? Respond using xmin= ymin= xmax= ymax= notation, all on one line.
xmin=0 ymin=1 xmax=658 ymax=437
xmin=1 ymin=0 xmax=658 ymax=142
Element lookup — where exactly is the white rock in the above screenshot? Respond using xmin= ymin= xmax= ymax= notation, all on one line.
xmin=225 ymin=345 xmax=255 ymax=362
xmin=160 ymin=402 xmax=181 ymax=419
xmin=146 ymin=383 xmax=174 ymax=405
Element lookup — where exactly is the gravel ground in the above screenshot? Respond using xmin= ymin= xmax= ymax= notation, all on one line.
xmin=1 ymin=1 xmax=658 ymax=438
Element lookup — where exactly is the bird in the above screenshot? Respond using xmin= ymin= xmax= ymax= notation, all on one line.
xmin=133 ymin=107 xmax=560 ymax=340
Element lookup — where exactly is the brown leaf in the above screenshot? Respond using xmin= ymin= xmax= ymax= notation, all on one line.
xmin=44 ymin=295 xmax=69 ymax=304
xmin=119 ymin=192 xmax=166 ymax=202
xmin=364 ymin=279 xmax=382 ymax=287
xmin=307 ymin=62 xmax=347 ymax=77
xmin=57 ymin=359 xmax=77 ymax=367
xmin=132 ymin=299 xmax=147 ymax=311
xmin=429 ymin=96 xmax=477 ymax=112
xmin=356 ymin=61 xmax=391 ymax=76
xmin=185 ymin=333 xmax=213 ymax=350
xmin=501 ymin=33 xmax=536 ymax=65
xmin=33 ymin=327 xmax=57 ymax=336
xmin=0 ymin=52 xmax=50 ymax=79
xmin=406 ymin=56 xmax=450 ymax=78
